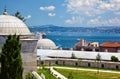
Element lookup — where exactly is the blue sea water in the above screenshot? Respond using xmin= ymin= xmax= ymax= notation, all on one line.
xmin=46 ymin=31 xmax=120 ymax=48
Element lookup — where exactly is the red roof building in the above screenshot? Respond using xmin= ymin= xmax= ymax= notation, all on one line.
xmin=100 ymin=42 xmax=120 ymax=52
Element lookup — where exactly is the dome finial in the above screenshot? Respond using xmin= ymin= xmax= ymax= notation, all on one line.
xmin=3 ymin=6 xmax=8 ymax=15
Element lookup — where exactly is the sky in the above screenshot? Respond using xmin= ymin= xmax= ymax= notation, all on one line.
xmin=0 ymin=0 xmax=120 ymax=27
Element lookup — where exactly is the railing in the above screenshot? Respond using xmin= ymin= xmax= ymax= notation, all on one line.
xmin=32 ymin=71 xmax=44 ymax=79
xmin=50 ymin=67 xmax=67 ymax=79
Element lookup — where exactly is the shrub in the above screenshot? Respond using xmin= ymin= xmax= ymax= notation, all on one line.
xmin=71 ymin=53 xmax=77 ymax=59
xmin=25 ymin=72 xmax=37 ymax=79
xmin=111 ymin=56 xmax=119 ymax=62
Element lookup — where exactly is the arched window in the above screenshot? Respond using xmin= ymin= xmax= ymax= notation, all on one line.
xmin=75 ymin=62 xmax=78 ymax=66
xmin=88 ymin=63 xmax=91 ymax=67
xmin=55 ymin=61 xmax=58 ymax=64
xmin=101 ymin=64 xmax=104 ymax=68
xmin=116 ymin=65 xmax=119 ymax=69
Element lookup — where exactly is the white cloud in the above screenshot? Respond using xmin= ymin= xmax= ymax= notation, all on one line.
xmin=88 ymin=17 xmax=120 ymax=26
xmin=114 ymin=11 xmax=120 ymax=15
xmin=40 ymin=6 xmax=55 ymax=11
xmin=98 ymin=0 xmax=120 ymax=11
xmin=89 ymin=19 xmax=99 ymax=24
xmin=65 ymin=0 xmax=120 ymax=26
xmin=108 ymin=17 xmax=120 ymax=25
xmin=48 ymin=13 xmax=56 ymax=17
xmin=66 ymin=0 xmax=120 ymax=16
xmin=24 ymin=15 xmax=31 ymax=19
xmin=65 ymin=19 xmax=73 ymax=24
xmin=99 ymin=2 xmax=115 ymax=10
xmin=65 ymin=16 xmax=83 ymax=24
xmin=66 ymin=0 xmax=102 ymax=15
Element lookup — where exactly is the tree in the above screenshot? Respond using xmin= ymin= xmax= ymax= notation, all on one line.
xmin=78 ymin=58 xmax=82 ymax=66
xmin=96 ymin=53 xmax=101 ymax=74
xmin=14 ymin=11 xmax=25 ymax=21
xmin=1 ymin=35 xmax=23 ymax=79
xmin=71 ymin=53 xmax=77 ymax=59
xmin=96 ymin=53 xmax=101 ymax=61
xmin=111 ymin=56 xmax=119 ymax=62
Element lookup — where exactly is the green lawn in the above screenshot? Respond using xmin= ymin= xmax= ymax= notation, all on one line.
xmin=37 ymin=68 xmax=57 ymax=79
xmin=55 ymin=68 xmax=120 ymax=79
xmin=52 ymin=65 xmax=120 ymax=72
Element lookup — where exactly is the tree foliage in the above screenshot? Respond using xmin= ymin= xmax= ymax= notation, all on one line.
xmin=111 ymin=56 xmax=119 ymax=62
xmin=96 ymin=53 xmax=101 ymax=61
xmin=25 ymin=72 xmax=37 ymax=79
xmin=14 ymin=11 xmax=25 ymax=21
xmin=96 ymin=53 xmax=101 ymax=74
xmin=1 ymin=35 xmax=23 ymax=79
xmin=71 ymin=53 xmax=77 ymax=59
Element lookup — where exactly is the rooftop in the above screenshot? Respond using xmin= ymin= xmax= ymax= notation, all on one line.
xmin=0 ymin=8 xmax=31 ymax=35
xmin=100 ymin=42 xmax=120 ymax=47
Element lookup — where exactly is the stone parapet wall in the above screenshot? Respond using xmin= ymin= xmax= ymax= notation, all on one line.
xmin=40 ymin=59 xmax=120 ymax=70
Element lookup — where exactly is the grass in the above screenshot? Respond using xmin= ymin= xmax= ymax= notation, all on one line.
xmin=55 ymin=68 xmax=120 ymax=79
xmin=37 ymin=68 xmax=57 ymax=79
xmin=52 ymin=65 xmax=120 ymax=72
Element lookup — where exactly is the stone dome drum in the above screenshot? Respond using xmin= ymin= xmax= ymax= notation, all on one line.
xmin=0 ymin=15 xmax=31 ymax=35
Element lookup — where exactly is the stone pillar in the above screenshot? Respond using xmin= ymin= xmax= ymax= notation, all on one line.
xmin=21 ymin=39 xmax=38 ymax=78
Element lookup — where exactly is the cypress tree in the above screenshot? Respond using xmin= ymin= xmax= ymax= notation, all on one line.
xmin=1 ymin=35 xmax=23 ymax=79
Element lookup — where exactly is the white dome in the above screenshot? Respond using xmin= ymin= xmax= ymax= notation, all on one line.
xmin=0 ymin=15 xmax=31 ymax=35
xmin=37 ymin=38 xmax=57 ymax=49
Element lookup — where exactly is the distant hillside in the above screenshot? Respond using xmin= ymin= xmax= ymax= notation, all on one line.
xmin=29 ymin=25 xmax=120 ymax=34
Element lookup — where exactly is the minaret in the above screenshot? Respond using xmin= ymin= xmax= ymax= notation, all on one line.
xmin=3 ymin=6 xmax=8 ymax=15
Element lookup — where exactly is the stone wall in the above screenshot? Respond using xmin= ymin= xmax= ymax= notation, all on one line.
xmin=0 ymin=35 xmax=7 ymax=51
xmin=40 ymin=59 xmax=120 ymax=70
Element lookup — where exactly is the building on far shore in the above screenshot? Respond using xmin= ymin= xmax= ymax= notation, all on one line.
xmin=100 ymin=42 xmax=120 ymax=53
xmin=74 ymin=40 xmax=99 ymax=51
